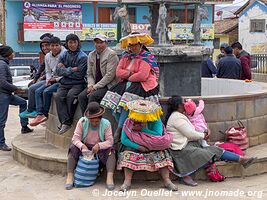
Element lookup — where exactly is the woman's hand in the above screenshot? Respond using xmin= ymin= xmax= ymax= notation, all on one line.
xmin=81 ymin=144 xmax=89 ymax=152
xmin=204 ymin=129 xmax=211 ymax=140
xmin=138 ymin=146 xmax=149 ymax=153
xmin=92 ymin=144 xmax=100 ymax=154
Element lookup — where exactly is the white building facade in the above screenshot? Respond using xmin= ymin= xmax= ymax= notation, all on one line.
xmin=239 ymin=1 xmax=267 ymax=54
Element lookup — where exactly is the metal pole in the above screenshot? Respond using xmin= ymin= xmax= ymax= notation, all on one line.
xmin=117 ymin=0 xmax=122 ymax=42
xmin=0 ymin=0 xmax=5 ymax=44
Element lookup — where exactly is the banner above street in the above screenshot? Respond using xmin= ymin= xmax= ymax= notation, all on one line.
xmin=23 ymin=1 xmax=82 ymax=41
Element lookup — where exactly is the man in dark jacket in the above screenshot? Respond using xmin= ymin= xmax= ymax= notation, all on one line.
xmin=19 ymin=33 xmax=52 ymax=118
xmin=55 ymin=34 xmax=87 ymax=134
xmin=217 ymin=46 xmax=241 ymax=79
xmin=0 ymin=46 xmax=33 ymax=151
xmin=201 ymin=57 xmax=217 ymax=78
xmin=231 ymin=41 xmax=251 ymax=80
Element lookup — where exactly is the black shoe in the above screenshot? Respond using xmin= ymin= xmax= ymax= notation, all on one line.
xmin=0 ymin=143 xmax=12 ymax=151
xmin=21 ymin=126 xmax=34 ymax=134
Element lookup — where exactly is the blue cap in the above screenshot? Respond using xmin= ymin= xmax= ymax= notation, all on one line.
xmin=220 ymin=43 xmax=229 ymax=49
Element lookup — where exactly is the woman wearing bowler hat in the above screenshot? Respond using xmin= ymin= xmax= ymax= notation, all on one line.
xmin=65 ymin=102 xmax=116 ymax=190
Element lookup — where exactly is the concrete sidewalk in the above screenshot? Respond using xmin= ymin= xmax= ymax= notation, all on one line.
xmin=0 ymin=106 xmax=267 ymax=200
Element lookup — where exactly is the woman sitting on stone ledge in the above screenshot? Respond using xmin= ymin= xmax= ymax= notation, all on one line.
xmin=165 ymin=95 xmax=257 ymax=186
xmin=100 ymin=32 xmax=160 ymax=145
xmin=117 ymin=100 xmax=177 ymax=192
xmin=65 ymin=102 xmax=116 ymax=190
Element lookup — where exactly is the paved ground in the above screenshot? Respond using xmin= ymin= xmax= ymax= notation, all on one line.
xmin=1 ymin=106 xmax=267 ymax=200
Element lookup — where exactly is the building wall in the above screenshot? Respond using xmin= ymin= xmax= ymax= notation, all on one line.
xmin=5 ymin=1 xmax=215 ymax=53
xmin=5 ymin=1 xmax=150 ymax=52
xmin=239 ymin=1 xmax=267 ymax=54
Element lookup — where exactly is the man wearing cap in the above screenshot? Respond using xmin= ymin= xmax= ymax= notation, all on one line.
xmin=29 ymin=36 xmax=66 ymax=126
xmin=19 ymin=33 xmax=53 ymax=118
xmin=78 ymin=34 xmax=119 ymax=115
xmin=217 ymin=46 xmax=241 ymax=79
xmin=0 ymin=45 xmax=33 ymax=151
xmin=215 ymin=43 xmax=228 ymax=66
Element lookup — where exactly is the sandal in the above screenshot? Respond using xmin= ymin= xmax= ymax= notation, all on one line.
xmin=65 ymin=183 xmax=73 ymax=190
xmin=242 ymin=157 xmax=257 ymax=169
xmin=106 ymin=184 xmax=115 ymax=191
xmin=120 ymin=184 xmax=131 ymax=192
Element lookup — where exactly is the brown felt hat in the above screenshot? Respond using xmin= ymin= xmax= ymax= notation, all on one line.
xmin=85 ymin=102 xmax=105 ymax=119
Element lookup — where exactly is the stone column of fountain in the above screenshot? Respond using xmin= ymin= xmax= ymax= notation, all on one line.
xmin=147 ymin=1 xmax=211 ymax=97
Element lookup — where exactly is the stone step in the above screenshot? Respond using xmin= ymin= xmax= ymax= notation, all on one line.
xmin=12 ymin=131 xmax=267 ymax=180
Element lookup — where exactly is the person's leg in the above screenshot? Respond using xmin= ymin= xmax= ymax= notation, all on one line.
xmin=105 ymin=150 xmax=116 ymax=190
xmin=88 ymin=87 xmax=108 ymax=103
xmin=114 ymin=108 xmax=129 ymax=143
xmin=29 ymin=83 xmax=59 ymax=126
xmin=159 ymin=167 xmax=178 ymax=191
xmin=9 ymin=95 xmax=33 ymax=134
xmin=35 ymin=83 xmax=47 ymax=115
xmin=66 ymin=85 xmax=85 ymax=125
xmin=43 ymin=83 xmax=59 ymax=116
xmin=77 ymin=88 xmax=88 ymax=115
xmin=220 ymin=150 xmax=257 ymax=169
xmin=65 ymin=154 xmax=76 ymax=190
xmin=27 ymin=80 xmax=46 ymax=112
xmin=220 ymin=150 xmax=240 ymax=161
xmin=55 ymin=85 xmax=69 ymax=125
xmin=120 ymin=168 xmax=134 ymax=191
xmin=0 ymin=93 xmax=11 ymax=149
xmin=65 ymin=144 xmax=81 ymax=190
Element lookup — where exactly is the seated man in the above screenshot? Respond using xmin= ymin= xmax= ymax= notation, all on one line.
xmin=0 ymin=46 xmax=33 ymax=151
xmin=30 ymin=36 xmax=66 ymax=126
xmin=78 ymin=34 xmax=119 ymax=115
xmin=55 ymin=34 xmax=87 ymax=134
xmin=19 ymin=33 xmax=53 ymax=118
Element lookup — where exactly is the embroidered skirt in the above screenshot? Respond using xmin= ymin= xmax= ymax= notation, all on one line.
xmin=117 ymin=149 xmax=173 ymax=172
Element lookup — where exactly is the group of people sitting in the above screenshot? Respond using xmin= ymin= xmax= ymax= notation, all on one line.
xmin=201 ymin=42 xmax=252 ymax=80
xmin=0 ymin=32 xmax=256 ymax=191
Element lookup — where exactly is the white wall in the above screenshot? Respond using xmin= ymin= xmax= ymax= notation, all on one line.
xmin=239 ymin=4 xmax=267 ymax=54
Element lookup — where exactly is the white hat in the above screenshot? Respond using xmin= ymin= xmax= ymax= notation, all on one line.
xmin=94 ymin=34 xmax=108 ymax=42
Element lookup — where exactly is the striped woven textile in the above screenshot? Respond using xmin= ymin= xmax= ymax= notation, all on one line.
xmin=74 ymin=155 xmax=99 ymax=188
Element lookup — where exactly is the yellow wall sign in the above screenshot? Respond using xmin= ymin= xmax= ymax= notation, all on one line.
xmin=75 ymin=24 xmax=117 ymax=41
xmin=169 ymin=23 xmax=214 ymax=40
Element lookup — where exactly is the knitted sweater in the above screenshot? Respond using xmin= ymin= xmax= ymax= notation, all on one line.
xmin=116 ymin=57 xmax=158 ymax=92
xmin=166 ymin=111 xmax=205 ymax=150
xmin=72 ymin=118 xmax=113 ymax=150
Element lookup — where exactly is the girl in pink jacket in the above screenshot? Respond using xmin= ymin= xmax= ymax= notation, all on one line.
xmin=184 ymin=99 xmax=209 ymax=147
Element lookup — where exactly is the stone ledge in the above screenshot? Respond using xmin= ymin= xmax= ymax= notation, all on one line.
xmin=12 ymin=131 xmax=267 ymax=180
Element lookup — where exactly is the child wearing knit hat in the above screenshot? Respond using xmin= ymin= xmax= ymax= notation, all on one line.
xmin=184 ymin=99 xmax=209 ymax=147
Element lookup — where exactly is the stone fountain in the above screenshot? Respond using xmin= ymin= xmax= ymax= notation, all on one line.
xmin=114 ymin=0 xmax=212 ymax=96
